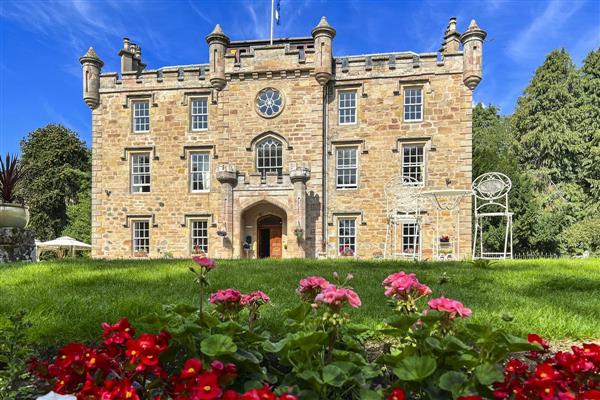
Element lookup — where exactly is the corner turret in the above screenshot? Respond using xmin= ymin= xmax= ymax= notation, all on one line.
xmin=79 ymin=47 xmax=104 ymax=110
xmin=206 ymin=24 xmax=230 ymax=91
xmin=311 ymin=16 xmax=336 ymax=86
xmin=460 ymin=19 xmax=486 ymax=90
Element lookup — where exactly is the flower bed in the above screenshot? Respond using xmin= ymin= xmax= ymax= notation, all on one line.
xmin=27 ymin=256 xmax=599 ymax=399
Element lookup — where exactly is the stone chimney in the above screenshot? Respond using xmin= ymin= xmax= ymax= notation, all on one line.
xmin=79 ymin=47 xmax=103 ymax=109
xmin=441 ymin=17 xmax=461 ymax=54
xmin=206 ymin=24 xmax=230 ymax=91
xmin=460 ymin=19 xmax=486 ymax=90
xmin=311 ymin=16 xmax=336 ymax=86
xmin=118 ymin=37 xmax=146 ymax=74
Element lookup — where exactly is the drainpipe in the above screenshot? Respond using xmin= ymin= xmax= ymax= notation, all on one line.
xmin=321 ymin=84 xmax=329 ymax=256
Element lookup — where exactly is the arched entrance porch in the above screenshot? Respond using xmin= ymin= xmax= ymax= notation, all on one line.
xmin=239 ymin=201 xmax=287 ymax=259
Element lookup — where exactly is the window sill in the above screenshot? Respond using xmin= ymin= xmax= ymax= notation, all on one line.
xmin=338 ymin=122 xmax=358 ymax=126
xmin=132 ymin=131 xmax=151 ymax=134
xmin=336 ymin=187 xmax=359 ymax=191
xmin=190 ymin=190 xmax=211 ymax=194
xmin=403 ymin=119 xmax=423 ymax=123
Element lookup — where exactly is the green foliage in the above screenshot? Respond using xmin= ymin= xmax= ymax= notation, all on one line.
xmin=512 ymin=49 xmax=584 ymax=184
xmin=560 ymin=217 xmax=600 ymax=256
xmin=19 ymin=124 xmax=90 ymax=241
xmin=62 ymin=173 xmax=91 ymax=243
xmin=579 ymin=49 xmax=600 ymax=199
xmin=0 ymin=310 xmax=41 ymax=399
xmin=0 ymin=154 xmax=24 ymax=204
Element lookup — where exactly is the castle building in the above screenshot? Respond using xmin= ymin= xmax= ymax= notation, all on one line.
xmin=80 ymin=17 xmax=485 ymax=260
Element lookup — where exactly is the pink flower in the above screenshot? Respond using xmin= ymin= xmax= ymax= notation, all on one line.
xmin=427 ymin=297 xmax=472 ymax=318
xmin=209 ymin=289 xmax=242 ymax=305
xmin=383 ymin=272 xmax=431 ymax=300
xmin=241 ymin=291 xmax=270 ymax=306
xmin=315 ymin=284 xmax=362 ymax=309
xmin=193 ymin=256 xmax=216 ymax=270
xmin=297 ymin=276 xmax=330 ymax=301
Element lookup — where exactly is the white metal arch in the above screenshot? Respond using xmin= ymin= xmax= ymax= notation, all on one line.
xmin=384 ymin=176 xmax=423 ymax=260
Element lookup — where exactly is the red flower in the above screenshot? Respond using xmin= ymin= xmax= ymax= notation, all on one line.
xmin=278 ymin=395 xmax=298 ymax=400
xmin=222 ymin=390 xmax=240 ymax=400
xmin=190 ymin=372 xmax=222 ymax=400
xmin=534 ymin=363 xmax=559 ymax=380
xmin=239 ymin=385 xmax=277 ymax=400
xmin=102 ymin=318 xmax=135 ymax=346
xmin=125 ymin=332 xmax=169 ymax=371
xmin=581 ymin=390 xmax=600 ymax=400
xmin=181 ymin=358 xmax=203 ymax=379
xmin=100 ymin=379 xmax=140 ymax=400
xmin=505 ymin=358 xmax=528 ymax=375
xmin=528 ymin=334 xmax=550 ymax=350
xmin=458 ymin=396 xmax=482 ymax=400
xmin=386 ymin=387 xmax=405 ymax=400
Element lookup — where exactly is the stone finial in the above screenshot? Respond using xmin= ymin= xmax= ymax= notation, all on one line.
xmin=311 ymin=16 xmax=336 ymax=38
xmin=79 ymin=47 xmax=103 ymax=67
xmin=206 ymin=24 xmax=230 ymax=44
xmin=460 ymin=19 xmax=486 ymax=42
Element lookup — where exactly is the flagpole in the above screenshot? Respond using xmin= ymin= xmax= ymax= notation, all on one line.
xmin=270 ymin=0 xmax=274 ymax=45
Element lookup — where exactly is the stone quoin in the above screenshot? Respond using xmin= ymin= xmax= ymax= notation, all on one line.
xmin=80 ymin=16 xmax=485 ymax=260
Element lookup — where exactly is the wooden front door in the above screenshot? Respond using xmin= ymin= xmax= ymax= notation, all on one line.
xmin=257 ymin=215 xmax=283 ymax=259
xmin=269 ymin=227 xmax=282 ymax=258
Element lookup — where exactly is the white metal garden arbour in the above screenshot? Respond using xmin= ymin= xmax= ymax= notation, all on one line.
xmin=384 ymin=176 xmax=423 ymax=260
xmin=472 ymin=172 xmax=514 ymax=259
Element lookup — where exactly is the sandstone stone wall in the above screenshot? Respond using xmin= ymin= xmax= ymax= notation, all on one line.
xmin=90 ymin=29 xmax=476 ymax=261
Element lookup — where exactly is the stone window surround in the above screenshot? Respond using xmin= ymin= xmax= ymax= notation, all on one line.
xmin=337 ymin=217 xmax=357 ymax=257
xmin=132 ymin=100 xmax=151 ymax=133
xmin=401 ymin=142 xmax=427 ymax=187
xmin=131 ymin=219 xmax=151 ymax=256
xmin=130 ymin=152 xmax=152 ymax=194
xmin=190 ymin=219 xmax=209 ymax=255
xmin=403 ymin=86 xmax=424 ymax=122
xmin=120 ymin=147 xmax=158 ymax=195
xmin=189 ymin=97 xmax=209 ymax=132
xmin=328 ymin=210 xmax=367 ymax=226
xmin=122 ymin=93 xmax=158 ymax=134
xmin=401 ymin=222 xmax=421 ymax=256
xmin=255 ymin=137 xmax=284 ymax=177
xmin=188 ymin=151 xmax=211 ymax=193
xmin=334 ymin=145 xmax=359 ymax=190
xmin=337 ymin=90 xmax=357 ymax=126
xmin=123 ymin=214 xmax=158 ymax=228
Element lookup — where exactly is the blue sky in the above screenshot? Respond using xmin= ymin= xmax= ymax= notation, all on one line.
xmin=1 ymin=0 xmax=598 ymax=154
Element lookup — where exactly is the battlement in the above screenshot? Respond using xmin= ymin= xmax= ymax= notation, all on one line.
xmin=83 ymin=16 xmax=485 ymax=107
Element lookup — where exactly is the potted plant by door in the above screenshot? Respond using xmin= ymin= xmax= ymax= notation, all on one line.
xmin=0 ymin=153 xmax=29 ymax=228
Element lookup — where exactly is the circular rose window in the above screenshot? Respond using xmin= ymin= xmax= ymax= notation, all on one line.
xmin=256 ymin=88 xmax=284 ymax=118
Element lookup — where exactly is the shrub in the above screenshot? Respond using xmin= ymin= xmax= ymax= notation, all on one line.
xmin=560 ymin=218 xmax=600 ymax=256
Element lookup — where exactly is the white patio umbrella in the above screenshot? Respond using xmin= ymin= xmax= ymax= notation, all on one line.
xmin=37 ymin=236 xmax=91 ymax=258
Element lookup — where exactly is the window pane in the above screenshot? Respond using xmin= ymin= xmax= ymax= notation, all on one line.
xmin=133 ymin=221 xmax=150 ymax=254
xmin=403 ymin=88 xmax=423 ymax=121
xmin=256 ymin=138 xmax=283 ymax=177
xmin=402 ymin=223 xmax=420 ymax=254
xmin=338 ymin=218 xmax=356 ymax=255
xmin=191 ymin=220 xmax=209 ymax=254
xmin=131 ymin=153 xmax=151 ymax=193
xmin=191 ymin=98 xmax=208 ymax=130
xmin=190 ymin=152 xmax=210 ymax=191
xmin=335 ymin=147 xmax=358 ymax=188
xmin=402 ymin=144 xmax=425 ymax=185
xmin=338 ymin=91 xmax=357 ymax=124
xmin=133 ymin=101 xmax=150 ymax=132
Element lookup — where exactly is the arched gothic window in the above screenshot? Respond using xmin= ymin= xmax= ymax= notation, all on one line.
xmin=256 ymin=137 xmax=283 ymax=177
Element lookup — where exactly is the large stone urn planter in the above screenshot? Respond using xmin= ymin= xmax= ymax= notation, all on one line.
xmin=0 ymin=203 xmax=30 ymax=228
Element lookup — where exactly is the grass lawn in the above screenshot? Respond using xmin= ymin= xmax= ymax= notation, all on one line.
xmin=1 ymin=258 xmax=599 ymax=348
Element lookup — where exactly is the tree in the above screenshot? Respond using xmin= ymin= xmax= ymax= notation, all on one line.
xmin=62 ymin=173 xmax=92 ymax=243
xmin=512 ymin=49 xmax=584 ymax=185
xmin=578 ymin=49 xmax=600 ymax=201
xmin=20 ymin=124 xmax=91 ymax=241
